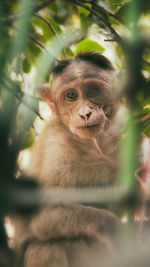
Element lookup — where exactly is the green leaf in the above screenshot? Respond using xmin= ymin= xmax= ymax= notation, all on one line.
xmin=144 ymin=127 xmax=150 ymax=137
xmin=32 ymin=17 xmax=53 ymax=41
xmin=49 ymin=2 xmax=58 ymax=13
xmin=75 ymin=39 xmax=105 ymax=54
xmin=65 ymin=47 xmax=74 ymax=57
xmin=21 ymin=128 xmax=35 ymax=149
xmin=22 ymin=57 xmax=31 ymax=73
xmin=27 ymin=42 xmax=41 ymax=58
xmin=143 ymin=97 xmax=150 ymax=108
xmin=47 ymin=18 xmax=62 ymax=34
xmin=77 ymin=6 xmax=90 ymax=16
xmin=142 ymin=62 xmax=150 ymax=72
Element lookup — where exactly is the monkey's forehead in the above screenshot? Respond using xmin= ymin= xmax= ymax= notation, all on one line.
xmin=51 ymin=61 xmax=115 ymax=92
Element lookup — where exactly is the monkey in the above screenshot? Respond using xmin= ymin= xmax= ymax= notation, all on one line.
xmin=13 ymin=52 xmax=125 ymax=267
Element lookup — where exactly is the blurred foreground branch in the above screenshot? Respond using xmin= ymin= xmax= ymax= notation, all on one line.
xmin=4 ymin=185 xmax=141 ymax=208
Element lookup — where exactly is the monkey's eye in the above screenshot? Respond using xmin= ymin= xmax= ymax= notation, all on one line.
xmin=65 ymin=89 xmax=79 ymax=101
xmin=86 ymin=86 xmax=100 ymax=97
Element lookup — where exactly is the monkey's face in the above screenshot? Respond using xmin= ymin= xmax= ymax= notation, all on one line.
xmin=51 ymin=61 xmax=116 ymax=140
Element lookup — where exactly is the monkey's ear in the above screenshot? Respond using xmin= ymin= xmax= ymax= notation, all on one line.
xmin=40 ymin=83 xmax=56 ymax=113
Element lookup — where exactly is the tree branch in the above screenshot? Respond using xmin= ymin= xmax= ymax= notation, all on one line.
xmin=71 ymin=0 xmax=125 ymax=48
xmin=27 ymin=33 xmax=58 ymax=60
xmin=34 ymin=14 xmax=66 ymax=57
xmin=93 ymin=3 xmax=124 ymax=25
xmin=136 ymin=113 xmax=150 ymax=123
xmin=22 ymin=100 xmax=44 ymax=121
xmin=34 ymin=0 xmax=55 ymax=13
xmin=27 ymin=33 xmax=45 ymax=50
xmin=3 ymin=0 xmax=55 ymax=25
xmin=78 ymin=1 xmax=124 ymax=24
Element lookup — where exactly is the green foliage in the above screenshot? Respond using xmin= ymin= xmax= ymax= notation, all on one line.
xmin=75 ymin=39 xmax=105 ymax=53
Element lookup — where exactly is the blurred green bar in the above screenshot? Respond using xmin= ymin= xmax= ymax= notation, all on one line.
xmin=118 ymin=113 xmax=138 ymax=191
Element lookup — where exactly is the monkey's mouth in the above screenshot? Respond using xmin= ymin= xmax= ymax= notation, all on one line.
xmin=78 ymin=123 xmax=101 ymax=130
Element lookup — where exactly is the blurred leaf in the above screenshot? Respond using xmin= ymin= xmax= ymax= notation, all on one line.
xmin=75 ymin=39 xmax=105 ymax=54
xmin=47 ymin=17 xmax=62 ymax=34
xmin=142 ymin=97 xmax=150 ymax=108
xmin=10 ymin=0 xmax=36 ymax=60
xmin=80 ymin=15 xmax=91 ymax=37
xmin=77 ymin=6 xmax=90 ymax=16
xmin=143 ymin=48 xmax=150 ymax=61
xmin=49 ymin=2 xmax=58 ymax=14
xmin=52 ymin=0 xmax=72 ymax=24
xmin=22 ymin=57 xmax=31 ymax=73
xmin=65 ymin=47 xmax=74 ymax=57
xmin=115 ymin=45 xmax=124 ymax=62
xmin=116 ymin=0 xmax=150 ymax=25
xmin=3 ymin=0 xmax=18 ymax=17
xmin=142 ymin=62 xmax=150 ymax=72
xmin=32 ymin=17 xmax=53 ymax=41
xmin=142 ymin=49 xmax=150 ymax=72
xmin=21 ymin=128 xmax=35 ymax=149
xmin=34 ymin=29 xmax=78 ymax=87
xmin=144 ymin=127 xmax=150 ymax=137
xmin=27 ymin=42 xmax=41 ymax=58
xmin=18 ymin=99 xmax=37 ymax=131
xmin=140 ymin=118 xmax=150 ymax=137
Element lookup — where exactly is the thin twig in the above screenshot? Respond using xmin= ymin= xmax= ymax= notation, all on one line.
xmin=136 ymin=113 xmax=150 ymax=123
xmin=34 ymin=0 xmax=55 ymax=13
xmin=111 ymin=3 xmax=122 ymax=7
xmin=27 ymin=33 xmax=45 ymax=50
xmin=22 ymin=100 xmax=44 ymax=121
xmin=2 ymin=79 xmax=44 ymax=121
xmin=35 ymin=14 xmax=58 ymax=38
xmin=71 ymin=0 xmax=125 ymax=47
xmin=3 ymin=0 xmax=55 ymax=25
xmin=104 ymin=39 xmax=116 ymax=42
xmin=34 ymin=14 xmax=66 ymax=57
xmin=93 ymin=3 xmax=124 ymax=24
xmin=78 ymin=1 xmax=124 ymax=24
xmin=27 ymin=32 xmax=58 ymax=60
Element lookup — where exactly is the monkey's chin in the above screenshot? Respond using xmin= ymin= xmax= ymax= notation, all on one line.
xmin=71 ymin=124 xmax=103 ymax=140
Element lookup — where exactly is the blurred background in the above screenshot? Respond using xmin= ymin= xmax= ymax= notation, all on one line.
xmin=0 ymin=0 xmax=150 ymax=266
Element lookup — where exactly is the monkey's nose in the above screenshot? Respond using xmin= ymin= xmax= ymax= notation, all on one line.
xmin=80 ymin=111 xmax=92 ymax=120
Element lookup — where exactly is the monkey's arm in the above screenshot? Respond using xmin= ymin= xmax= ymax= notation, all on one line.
xmin=13 ymin=204 xmax=119 ymax=267
xmin=30 ymin=205 xmax=118 ymax=246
